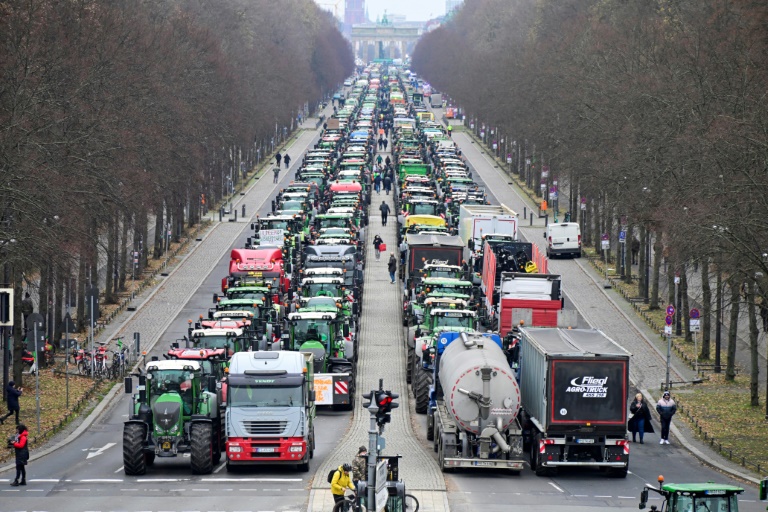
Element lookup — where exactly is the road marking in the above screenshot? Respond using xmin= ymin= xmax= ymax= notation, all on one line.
xmin=86 ymin=442 xmax=117 ymax=459
xmin=121 ymin=488 xmax=139 ymax=491
xmin=26 ymin=489 xmax=44 ymax=492
xmin=595 ymin=495 xmax=613 ymax=498
xmin=72 ymin=488 xmax=92 ymax=491
xmin=201 ymin=478 xmax=302 ymax=482
xmin=619 ymin=496 xmax=636 ymax=499
xmin=548 ymin=482 xmax=564 ymax=493
xmin=213 ymin=461 xmax=226 ymax=473
xmin=262 ymin=488 xmax=283 ymax=491
xmin=573 ymin=495 xmax=588 ymax=497
xmin=30 ymin=479 xmax=60 ymax=482
xmin=114 ymin=466 xmax=124 ymax=473
xmin=136 ymin=478 xmax=190 ymax=482
xmin=79 ymin=479 xmax=123 ymax=483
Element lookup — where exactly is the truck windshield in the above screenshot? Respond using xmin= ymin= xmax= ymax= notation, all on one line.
xmin=303 ymin=283 xmax=342 ymax=297
xmin=280 ymin=201 xmax=304 ymax=211
xmin=229 ymin=384 xmax=303 ymax=407
xmin=412 ymin=204 xmax=437 ymax=215
xmin=226 ymin=290 xmax=267 ymax=302
xmin=262 ymin=220 xmax=289 ymax=230
xmin=195 ymin=335 xmax=232 ymax=350
xmin=292 ymin=320 xmax=331 ymax=345
xmin=673 ymin=495 xmax=738 ymax=512
xmin=148 ymin=370 xmax=195 ymax=402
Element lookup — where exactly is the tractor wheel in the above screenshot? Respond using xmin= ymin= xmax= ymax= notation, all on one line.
xmin=123 ymin=423 xmax=147 ymax=476
xmin=212 ymin=422 xmax=222 ymax=464
xmin=190 ymin=422 xmax=214 ymax=474
xmin=405 ymin=344 xmax=414 ymax=384
xmin=426 ymin=411 xmax=435 ymax=441
xmin=413 ymin=369 xmax=432 ymax=414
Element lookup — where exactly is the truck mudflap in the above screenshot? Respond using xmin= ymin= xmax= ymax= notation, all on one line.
xmin=313 ymin=373 xmax=352 ymax=406
xmin=443 ymin=457 xmax=525 ymax=470
xmin=538 ymin=437 xmax=629 ymax=467
xmin=226 ymin=436 xmax=306 ymax=464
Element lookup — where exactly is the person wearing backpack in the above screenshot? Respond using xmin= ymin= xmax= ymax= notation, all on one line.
xmin=329 ymin=463 xmax=354 ymax=505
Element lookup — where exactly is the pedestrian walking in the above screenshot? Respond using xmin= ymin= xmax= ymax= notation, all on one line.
xmin=374 ymin=174 xmax=382 ymax=194
xmin=1 ymin=381 xmax=22 ymax=425
xmin=383 ymin=175 xmax=392 ymax=195
xmin=376 ymin=154 xmax=383 ymax=166
xmin=378 ymin=137 xmax=384 ymax=151
xmin=273 ymin=167 xmax=280 ymax=184
xmin=9 ymin=424 xmax=28 ymax=486
xmin=628 ymin=393 xmax=654 ymax=443
xmin=388 ymin=253 xmax=397 ymax=284
xmin=656 ymin=391 xmax=677 ymax=444
xmin=385 ymin=156 xmax=391 ymax=167
xmin=283 ymin=154 xmax=291 ymax=169
xmin=275 ymin=152 xmax=282 ymax=167
xmin=379 ymin=201 xmax=390 ymax=226
xmin=351 ymin=446 xmax=368 ymax=488
xmin=373 ymin=235 xmax=383 ymax=260
xmin=447 ymin=124 xmax=452 ymax=137
xmin=330 ymin=463 xmax=354 ymax=505
xmin=382 ymin=139 xmax=388 ymax=151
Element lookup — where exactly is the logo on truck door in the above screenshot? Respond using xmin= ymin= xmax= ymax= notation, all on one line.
xmin=566 ymin=376 xmax=608 ymax=398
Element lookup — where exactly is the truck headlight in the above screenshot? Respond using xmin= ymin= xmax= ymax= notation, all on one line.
xmin=289 ymin=446 xmax=303 ymax=453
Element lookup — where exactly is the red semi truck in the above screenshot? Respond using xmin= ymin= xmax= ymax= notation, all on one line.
xmin=222 ymin=247 xmax=288 ymax=299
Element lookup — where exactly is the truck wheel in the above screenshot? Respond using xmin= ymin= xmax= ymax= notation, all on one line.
xmin=123 ymin=423 xmax=147 ymax=476
xmin=414 ymin=369 xmax=432 ymax=414
xmin=190 ymin=423 xmax=214 ymax=474
xmin=426 ymin=411 xmax=434 ymax=441
xmin=438 ymin=439 xmax=452 ymax=473
xmin=611 ymin=467 xmax=628 ymax=478
xmin=297 ymin=453 xmax=310 ymax=473
xmin=405 ymin=344 xmax=414 ymax=384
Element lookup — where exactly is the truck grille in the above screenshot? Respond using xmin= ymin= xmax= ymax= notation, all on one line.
xmin=242 ymin=420 xmax=287 ymax=435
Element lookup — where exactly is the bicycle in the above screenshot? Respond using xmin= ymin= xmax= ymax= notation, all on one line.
xmin=332 ymin=491 xmax=419 ymax=512
xmin=108 ymin=346 xmax=129 ymax=379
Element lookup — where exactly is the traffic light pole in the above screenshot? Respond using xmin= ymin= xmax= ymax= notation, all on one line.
xmin=366 ymin=395 xmax=379 ymax=512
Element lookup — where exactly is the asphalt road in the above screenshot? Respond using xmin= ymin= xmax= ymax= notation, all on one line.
xmin=0 ymin=134 xmax=354 ymax=512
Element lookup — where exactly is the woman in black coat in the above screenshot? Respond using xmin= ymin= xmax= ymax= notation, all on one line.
xmin=628 ymin=393 xmax=654 ymax=443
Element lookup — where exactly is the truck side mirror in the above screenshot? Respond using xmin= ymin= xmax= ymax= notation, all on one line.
xmin=250 ymin=222 xmax=255 ymax=230
xmin=309 ymin=390 xmax=316 ymax=402
xmin=342 ymin=324 xmax=350 ymax=337
xmin=639 ymin=488 xmax=648 ymax=509
xmin=212 ymin=293 xmax=218 ymax=303
xmin=207 ymin=375 xmax=217 ymax=392
xmin=124 ymin=377 xmax=133 ymax=394
xmin=171 ymin=342 xmax=179 ymax=349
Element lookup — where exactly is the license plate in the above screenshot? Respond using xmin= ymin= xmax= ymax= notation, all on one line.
xmin=474 ymin=461 xmax=494 ymax=466
xmin=575 ymin=438 xmax=594 ymax=444
xmin=247 ymin=271 xmax=263 ymax=277
xmin=257 ymin=447 xmax=275 ymax=453
xmin=162 ymin=442 xmax=171 ymax=450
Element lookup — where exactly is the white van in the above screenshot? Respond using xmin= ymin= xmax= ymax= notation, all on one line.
xmin=544 ymin=222 xmax=581 ymax=258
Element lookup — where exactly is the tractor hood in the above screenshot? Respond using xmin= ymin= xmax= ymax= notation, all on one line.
xmin=153 ymin=394 xmax=183 ymax=434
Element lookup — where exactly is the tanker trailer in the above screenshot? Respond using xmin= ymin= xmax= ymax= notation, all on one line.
xmin=427 ymin=331 xmax=524 ymax=472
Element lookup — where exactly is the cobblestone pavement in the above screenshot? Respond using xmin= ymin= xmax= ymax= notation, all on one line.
xmin=451 ymin=131 xmax=694 ymax=391
xmin=309 ymin=148 xmax=448 ymax=511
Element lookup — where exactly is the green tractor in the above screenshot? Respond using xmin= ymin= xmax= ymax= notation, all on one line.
xmin=123 ymin=359 xmax=221 ymax=475
xmin=639 ymin=475 xmax=745 ymax=511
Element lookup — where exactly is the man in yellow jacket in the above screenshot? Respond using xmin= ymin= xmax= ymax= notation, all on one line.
xmin=331 ymin=463 xmax=355 ymax=505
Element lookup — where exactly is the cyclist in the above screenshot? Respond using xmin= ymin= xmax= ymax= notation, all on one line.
xmin=330 ymin=463 xmax=355 ymax=506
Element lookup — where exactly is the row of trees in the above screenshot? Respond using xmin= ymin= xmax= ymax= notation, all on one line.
xmin=1 ymin=0 xmax=353 ymax=382
xmin=414 ymin=0 xmax=768 ymax=403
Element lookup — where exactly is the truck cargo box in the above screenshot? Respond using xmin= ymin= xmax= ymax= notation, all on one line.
xmin=518 ymin=328 xmax=630 ymax=432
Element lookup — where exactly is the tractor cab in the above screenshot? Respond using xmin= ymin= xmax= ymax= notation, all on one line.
xmin=286 ymin=312 xmax=352 ymax=373
xmin=639 ymin=476 xmax=744 ymax=512
xmin=145 ymin=360 xmax=204 ymax=421
xmin=190 ymin=328 xmax=245 ymax=356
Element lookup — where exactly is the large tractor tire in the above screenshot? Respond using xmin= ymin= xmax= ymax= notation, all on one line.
xmin=413 ymin=369 xmax=432 ymax=414
xmin=123 ymin=423 xmax=147 ymax=476
xmin=212 ymin=421 xmax=223 ymax=464
xmin=405 ymin=344 xmax=414 ymax=384
xmin=190 ymin=422 xmax=214 ymax=474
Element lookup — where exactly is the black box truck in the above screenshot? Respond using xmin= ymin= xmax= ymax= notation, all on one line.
xmin=517 ymin=327 xmax=631 ymax=477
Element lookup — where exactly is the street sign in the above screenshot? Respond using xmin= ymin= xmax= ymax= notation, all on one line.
xmin=619 ymin=231 xmax=626 ymax=243
xmin=690 ymin=319 xmax=701 ymax=332
xmin=666 ymin=304 xmax=676 ymax=316
xmin=581 ymin=202 xmax=587 ymax=210
xmin=664 ymin=325 xmax=672 ymax=335
xmin=665 ymin=315 xmax=673 ymax=326
xmin=690 ymin=308 xmax=700 ymax=319
xmin=375 ymin=460 xmax=388 ymax=492
xmin=601 ymin=233 xmax=610 ymax=250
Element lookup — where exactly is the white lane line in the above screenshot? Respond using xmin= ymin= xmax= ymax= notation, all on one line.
xmin=573 ymin=495 xmax=589 ymax=497
xmin=121 ymin=488 xmax=139 ymax=491
xmin=262 ymin=488 xmax=283 ymax=491
xmin=72 ymin=488 xmax=92 ymax=491
xmin=619 ymin=496 xmax=636 ymax=499
xmin=191 ymin=488 xmax=210 ymax=491
xmin=80 ymin=479 xmax=123 ymax=483
xmin=30 ymin=479 xmax=60 ymax=482
xmin=201 ymin=478 xmax=301 ymax=482
xmin=114 ymin=466 xmax=124 ymax=473
xmin=136 ymin=478 xmax=190 ymax=482
xmin=26 ymin=489 xmax=44 ymax=492
xmin=213 ymin=461 xmax=226 ymax=474
xmin=595 ymin=495 xmax=613 ymax=498
xmin=548 ymin=482 xmax=565 ymax=493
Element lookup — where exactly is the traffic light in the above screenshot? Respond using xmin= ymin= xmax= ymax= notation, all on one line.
xmin=0 ymin=288 xmax=13 ymax=327
xmin=362 ymin=390 xmax=374 ymax=408
xmin=375 ymin=390 xmax=399 ymax=426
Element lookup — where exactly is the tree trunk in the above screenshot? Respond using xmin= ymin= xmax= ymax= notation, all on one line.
xmin=40 ymin=265 xmax=50 ymax=338
xmin=105 ymin=212 xmax=116 ymax=304
xmin=153 ymin=200 xmax=164 ymax=259
xmin=12 ymin=268 xmax=24 ymax=386
xmin=119 ymin=211 xmax=130 ymax=291
xmin=667 ymin=267 xmax=675 ymax=308
xmin=53 ymin=265 xmax=64 ymax=346
xmin=650 ymin=233 xmax=662 ymax=310
xmin=682 ymin=266 xmax=691 ymax=342
xmin=638 ymin=225 xmax=647 ymax=298
xmin=747 ymin=279 xmax=759 ymax=406
xmin=592 ymin=197 xmax=600 ymax=253
xmin=726 ymin=278 xmax=740 ymax=382
xmin=76 ymin=253 xmax=86 ymax=332
xmin=700 ymin=259 xmax=711 ymax=359
xmin=624 ymin=221 xmax=633 ymax=283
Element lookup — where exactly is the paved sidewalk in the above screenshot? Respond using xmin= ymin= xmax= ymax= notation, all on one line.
xmin=308 ymin=148 xmax=449 ymax=511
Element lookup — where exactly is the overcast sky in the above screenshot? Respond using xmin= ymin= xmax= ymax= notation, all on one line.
xmin=317 ymin=0 xmax=446 ymax=22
